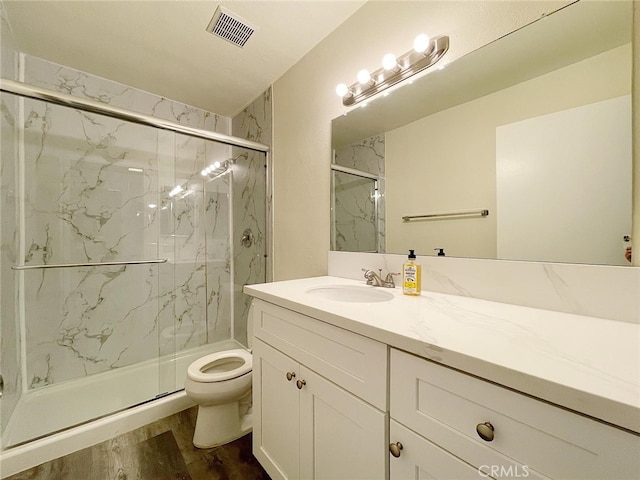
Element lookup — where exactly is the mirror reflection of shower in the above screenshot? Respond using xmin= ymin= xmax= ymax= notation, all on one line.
xmin=331 ymin=133 xmax=386 ymax=253
xmin=200 ymin=153 xmax=246 ymax=180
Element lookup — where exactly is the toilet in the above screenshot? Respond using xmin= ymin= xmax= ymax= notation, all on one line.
xmin=184 ymin=348 xmax=253 ymax=448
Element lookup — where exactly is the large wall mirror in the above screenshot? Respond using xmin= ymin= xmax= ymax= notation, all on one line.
xmin=331 ymin=0 xmax=633 ymax=266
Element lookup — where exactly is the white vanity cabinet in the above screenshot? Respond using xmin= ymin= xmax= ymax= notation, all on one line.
xmin=389 ymin=348 xmax=640 ymax=480
xmin=245 ymin=278 xmax=640 ymax=480
xmin=251 ymin=299 xmax=388 ymax=480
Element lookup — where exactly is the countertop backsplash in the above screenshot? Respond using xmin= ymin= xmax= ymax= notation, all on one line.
xmin=328 ymin=251 xmax=640 ymax=324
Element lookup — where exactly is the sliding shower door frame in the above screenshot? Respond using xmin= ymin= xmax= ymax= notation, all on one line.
xmin=0 ymin=78 xmax=273 ymax=448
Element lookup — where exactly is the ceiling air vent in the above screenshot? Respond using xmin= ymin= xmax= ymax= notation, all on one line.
xmin=206 ymin=6 xmax=256 ymax=48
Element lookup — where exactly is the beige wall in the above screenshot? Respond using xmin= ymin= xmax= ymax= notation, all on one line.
xmin=272 ymin=1 xmax=574 ymax=280
xmin=385 ymin=44 xmax=630 ymax=259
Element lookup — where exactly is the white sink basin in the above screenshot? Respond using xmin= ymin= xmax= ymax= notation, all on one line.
xmin=305 ymin=285 xmax=394 ymax=303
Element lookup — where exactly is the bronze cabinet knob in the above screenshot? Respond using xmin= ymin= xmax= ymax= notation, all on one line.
xmin=389 ymin=442 xmax=403 ymax=458
xmin=476 ymin=422 xmax=495 ymax=442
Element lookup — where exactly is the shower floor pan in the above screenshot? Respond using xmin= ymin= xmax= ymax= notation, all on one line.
xmin=2 ymin=339 xmax=242 ymax=448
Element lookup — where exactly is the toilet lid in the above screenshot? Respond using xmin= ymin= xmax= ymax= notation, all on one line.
xmin=187 ymin=349 xmax=252 ymax=383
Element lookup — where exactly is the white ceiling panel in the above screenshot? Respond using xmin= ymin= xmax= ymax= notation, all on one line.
xmin=3 ymin=1 xmax=365 ymax=116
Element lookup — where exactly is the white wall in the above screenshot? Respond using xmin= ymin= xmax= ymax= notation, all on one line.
xmin=272 ymin=1 xmax=572 ymax=280
xmin=496 ymin=95 xmax=631 ymax=266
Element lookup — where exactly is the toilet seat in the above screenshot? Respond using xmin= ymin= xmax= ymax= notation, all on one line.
xmin=187 ymin=349 xmax=252 ymax=383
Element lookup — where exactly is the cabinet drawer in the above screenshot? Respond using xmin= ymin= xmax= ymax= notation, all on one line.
xmin=390 ymin=420 xmax=488 ymax=480
xmin=390 ymin=421 xmax=547 ymax=480
xmin=252 ymin=299 xmax=388 ymax=410
xmin=391 ymin=348 xmax=640 ymax=480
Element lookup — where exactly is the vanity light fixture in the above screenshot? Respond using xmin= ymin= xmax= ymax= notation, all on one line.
xmin=336 ymin=33 xmax=449 ymax=106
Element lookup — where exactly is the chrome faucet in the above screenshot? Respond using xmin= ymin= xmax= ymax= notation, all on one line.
xmin=362 ymin=268 xmax=399 ymax=288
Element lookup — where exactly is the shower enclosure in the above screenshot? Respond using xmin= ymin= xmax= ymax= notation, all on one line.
xmin=0 ymin=79 xmax=269 ymax=449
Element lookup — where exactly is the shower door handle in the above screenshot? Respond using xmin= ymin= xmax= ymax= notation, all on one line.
xmin=0 ymin=374 xmax=3 ymax=398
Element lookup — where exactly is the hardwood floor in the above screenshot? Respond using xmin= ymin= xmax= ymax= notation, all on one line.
xmin=6 ymin=407 xmax=270 ymax=480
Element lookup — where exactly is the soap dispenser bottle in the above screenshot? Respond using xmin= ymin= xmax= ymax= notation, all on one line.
xmin=402 ymin=249 xmax=422 ymax=296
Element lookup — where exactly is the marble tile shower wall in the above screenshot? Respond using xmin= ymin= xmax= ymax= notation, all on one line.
xmin=333 ymin=134 xmax=385 ymax=252
xmin=10 ymin=55 xmax=243 ymax=390
xmin=231 ymin=88 xmax=271 ymax=346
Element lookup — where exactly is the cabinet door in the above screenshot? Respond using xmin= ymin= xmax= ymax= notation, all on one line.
xmin=389 ymin=420 xmax=483 ymax=480
xmin=253 ymin=339 xmax=301 ymax=480
xmin=299 ymin=366 xmax=387 ymax=480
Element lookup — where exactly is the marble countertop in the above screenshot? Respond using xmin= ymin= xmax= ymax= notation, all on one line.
xmin=245 ymin=276 xmax=640 ymax=434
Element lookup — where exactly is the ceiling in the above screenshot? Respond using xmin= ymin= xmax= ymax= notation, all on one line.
xmin=3 ymin=1 xmax=366 ymax=117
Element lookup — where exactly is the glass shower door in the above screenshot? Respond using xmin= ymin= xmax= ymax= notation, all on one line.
xmin=8 ymin=96 xmax=165 ymax=446
xmin=157 ymin=137 xmax=267 ymax=395
xmin=0 ymin=90 xmax=21 ymax=449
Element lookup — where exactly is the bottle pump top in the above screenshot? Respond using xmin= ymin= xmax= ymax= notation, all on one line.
xmin=408 ymin=250 xmax=416 ymax=259
xmin=434 ymin=248 xmax=445 ymax=256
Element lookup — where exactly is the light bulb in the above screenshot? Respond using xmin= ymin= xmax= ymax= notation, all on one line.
xmin=413 ymin=33 xmax=430 ymax=53
xmin=382 ymin=53 xmax=398 ymax=71
xmin=335 ymin=83 xmax=349 ymax=97
xmin=214 ymin=161 xmax=221 ymax=169
xmin=357 ymin=69 xmax=372 ymax=85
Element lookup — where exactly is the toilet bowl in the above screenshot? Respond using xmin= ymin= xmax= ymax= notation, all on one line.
xmin=184 ymin=348 xmax=252 ymax=448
